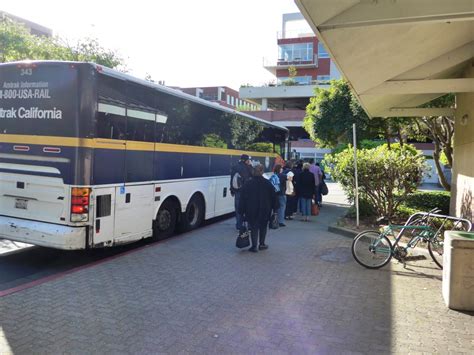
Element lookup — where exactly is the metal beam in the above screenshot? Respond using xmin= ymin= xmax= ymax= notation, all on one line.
xmin=318 ymin=0 xmax=474 ymax=30
xmin=373 ymin=107 xmax=455 ymax=118
xmin=395 ymin=42 xmax=474 ymax=80
xmin=362 ymin=78 xmax=474 ymax=95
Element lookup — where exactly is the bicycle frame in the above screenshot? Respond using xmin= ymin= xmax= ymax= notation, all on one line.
xmin=384 ymin=224 xmax=433 ymax=253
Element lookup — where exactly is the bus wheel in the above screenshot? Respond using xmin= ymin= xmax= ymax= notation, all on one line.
xmin=179 ymin=194 xmax=205 ymax=232
xmin=153 ymin=200 xmax=177 ymax=240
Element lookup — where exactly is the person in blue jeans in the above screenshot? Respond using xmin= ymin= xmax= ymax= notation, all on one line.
xmin=295 ymin=163 xmax=315 ymax=222
xmin=272 ymin=164 xmax=287 ymax=227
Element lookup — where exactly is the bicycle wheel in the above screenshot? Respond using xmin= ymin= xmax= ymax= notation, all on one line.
xmin=352 ymin=230 xmax=393 ymax=269
xmin=428 ymin=234 xmax=444 ymax=269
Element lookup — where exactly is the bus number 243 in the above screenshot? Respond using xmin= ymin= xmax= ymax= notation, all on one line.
xmin=20 ymin=68 xmax=33 ymax=76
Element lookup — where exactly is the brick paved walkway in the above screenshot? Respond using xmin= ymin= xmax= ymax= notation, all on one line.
xmin=0 ymin=189 xmax=472 ymax=353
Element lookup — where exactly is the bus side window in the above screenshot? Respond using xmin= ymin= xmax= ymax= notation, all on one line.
xmin=126 ymin=115 xmax=155 ymax=142
xmin=127 ymin=82 xmax=156 ymax=143
xmin=97 ymin=74 xmax=127 ymax=140
xmin=97 ymin=106 xmax=126 ymax=140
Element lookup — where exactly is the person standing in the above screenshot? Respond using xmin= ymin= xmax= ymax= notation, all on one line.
xmin=316 ymin=162 xmax=326 ymax=206
xmin=283 ymin=161 xmax=296 ymax=220
xmin=295 ymin=163 xmax=315 ymax=222
xmin=286 ymin=160 xmax=299 ymax=219
xmin=271 ymin=164 xmax=287 ymax=227
xmin=238 ymin=164 xmax=278 ymax=252
xmin=309 ymin=159 xmax=323 ymax=206
xmin=230 ymin=154 xmax=253 ymax=230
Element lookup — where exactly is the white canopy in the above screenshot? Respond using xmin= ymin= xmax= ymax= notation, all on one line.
xmin=295 ymin=0 xmax=474 ymax=118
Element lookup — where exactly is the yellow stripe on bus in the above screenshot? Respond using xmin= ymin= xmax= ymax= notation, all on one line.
xmin=0 ymin=134 xmax=278 ymax=158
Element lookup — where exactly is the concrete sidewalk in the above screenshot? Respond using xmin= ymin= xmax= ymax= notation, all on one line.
xmin=0 ymin=185 xmax=472 ymax=354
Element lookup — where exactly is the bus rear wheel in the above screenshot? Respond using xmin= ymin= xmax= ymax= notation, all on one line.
xmin=179 ymin=194 xmax=205 ymax=232
xmin=153 ymin=200 xmax=177 ymax=240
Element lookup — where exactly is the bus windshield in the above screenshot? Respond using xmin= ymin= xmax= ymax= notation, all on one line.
xmin=0 ymin=62 xmax=78 ymax=137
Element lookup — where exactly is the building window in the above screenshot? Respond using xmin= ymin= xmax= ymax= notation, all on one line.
xmin=317 ymin=75 xmax=330 ymax=81
xmin=278 ymin=43 xmax=313 ymax=62
xmin=203 ymin=94 xmax=218 ymax=101
xmin=231 ymin=96 xmax=234 ymax=106
xmin=318 ymin=43 xmax=329 ymax=58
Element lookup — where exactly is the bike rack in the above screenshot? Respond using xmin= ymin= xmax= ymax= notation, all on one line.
xmin=396 ymin=212 xmax=473 ymax=240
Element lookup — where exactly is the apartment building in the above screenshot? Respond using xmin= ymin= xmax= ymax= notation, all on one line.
xmin=240 ymin=12 xmax=340 ymax=161
xmin=180 ymin=86 xmax=258 ymax=111
xmin=0 ymin=11 xmax=52 ymax=37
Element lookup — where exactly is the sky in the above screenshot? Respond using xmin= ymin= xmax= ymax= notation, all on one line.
xmin=2 ymin=0 xmax=304 ymax=89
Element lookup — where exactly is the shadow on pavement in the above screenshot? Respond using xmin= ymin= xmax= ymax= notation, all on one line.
xmin=0 ymin=203 xmax=393 ymax=353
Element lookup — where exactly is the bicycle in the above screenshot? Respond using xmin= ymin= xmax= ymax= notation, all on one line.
xmin=351 ymin=210 xmax=472 ymax=270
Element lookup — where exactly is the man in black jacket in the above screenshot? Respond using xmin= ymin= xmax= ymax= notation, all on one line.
xmin=230 ymin=154 xmax=253 ymax=230
xmin=238 ymin=164 xmax=278 ymax=252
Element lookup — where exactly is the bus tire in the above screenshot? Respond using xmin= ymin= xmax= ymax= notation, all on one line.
xmin=179 ymin=194 xmax=205 ymax=232
xmin=153 ymin=199 xmax=178 ymax=240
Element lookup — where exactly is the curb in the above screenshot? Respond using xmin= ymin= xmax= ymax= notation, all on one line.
xmin=327 ymin=225 xmax=359 ymax=239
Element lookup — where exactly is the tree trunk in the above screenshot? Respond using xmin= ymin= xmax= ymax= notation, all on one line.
xmin=419 ymin=116 xmax=453 ymax=192
xmin=384 ymin=127 xmax=391 ymax=149
xmin=433 ymin=144 xmax=451 ymax=191
xmin=397 ymin=127 xmax=404 ymax=147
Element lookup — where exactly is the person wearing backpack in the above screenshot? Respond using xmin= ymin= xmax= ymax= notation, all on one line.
xmin=238 ymin=164 xmax=278 ymax=252
xmin=271 ymin=164 xmax=287 ymax=227
xmin=230 ymin=154 xmax=253 ymax=230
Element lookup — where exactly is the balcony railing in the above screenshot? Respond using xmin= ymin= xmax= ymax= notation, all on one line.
xmin=263 ymin=54 xmax=318 ymax=68
xmin=240 ymin=79 xmax=332 ymax=89
xmin=277 ymin=29 xmax=315 ymax=39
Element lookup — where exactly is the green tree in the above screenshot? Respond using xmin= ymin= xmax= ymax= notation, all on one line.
xmin=326 ymin=143 xmax=427 ymax=221
xmin=246 ymin=142 xmax=273 ymax=153
xmin=303 ymin=80 xmax=373 ymax=147
xmin=230 ymin=116 xmax=263 ymax=149
xmin=416 ymin=94 xmax=455 ymax=191
xmin=201 ymin=133 xmax=227 ymax=149
xmin=304 ymin=80 xmax=421 ymax=148
xmin=0 ymin=17 xmax=124 ymax=69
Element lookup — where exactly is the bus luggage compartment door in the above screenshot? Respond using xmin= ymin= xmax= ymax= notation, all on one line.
xmin=92 ymin=187 xmax=116 ymax=246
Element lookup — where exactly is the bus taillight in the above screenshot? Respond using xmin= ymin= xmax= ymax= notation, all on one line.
xmin=70 ymin=187 xmax=91 ymax=222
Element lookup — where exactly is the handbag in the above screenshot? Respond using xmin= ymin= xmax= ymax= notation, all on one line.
xmin=269 ymin=213 xmax=279 ymax=229
xmin=311 ymin=202 xmax=320 ymax=216
xmin=235 ymin=224 xmax=250 ymax=248
xmin=285 ymin=179 xmax=295 ymax=196
xmin=321 ymin=181 xmax=328 ymax=196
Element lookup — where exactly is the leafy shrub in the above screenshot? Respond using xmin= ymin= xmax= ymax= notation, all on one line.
xmin=281 ymin=79 xmax=298 ymax=86
xmin=399 ymin=191 xmax=450 ymax=215
xmin=394 ymin=205 xmax=418 ymax=221
xmin=326 ymin=143 xmax=428 ymax=221
xmin=359 ymin=139 xmax=385 ymax=150
xmin=346 ymin=197 xmax=377 ymax=219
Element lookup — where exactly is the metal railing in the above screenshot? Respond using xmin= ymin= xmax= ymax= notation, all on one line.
xmin=263 ymin=54 xmax=318 ymax=68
